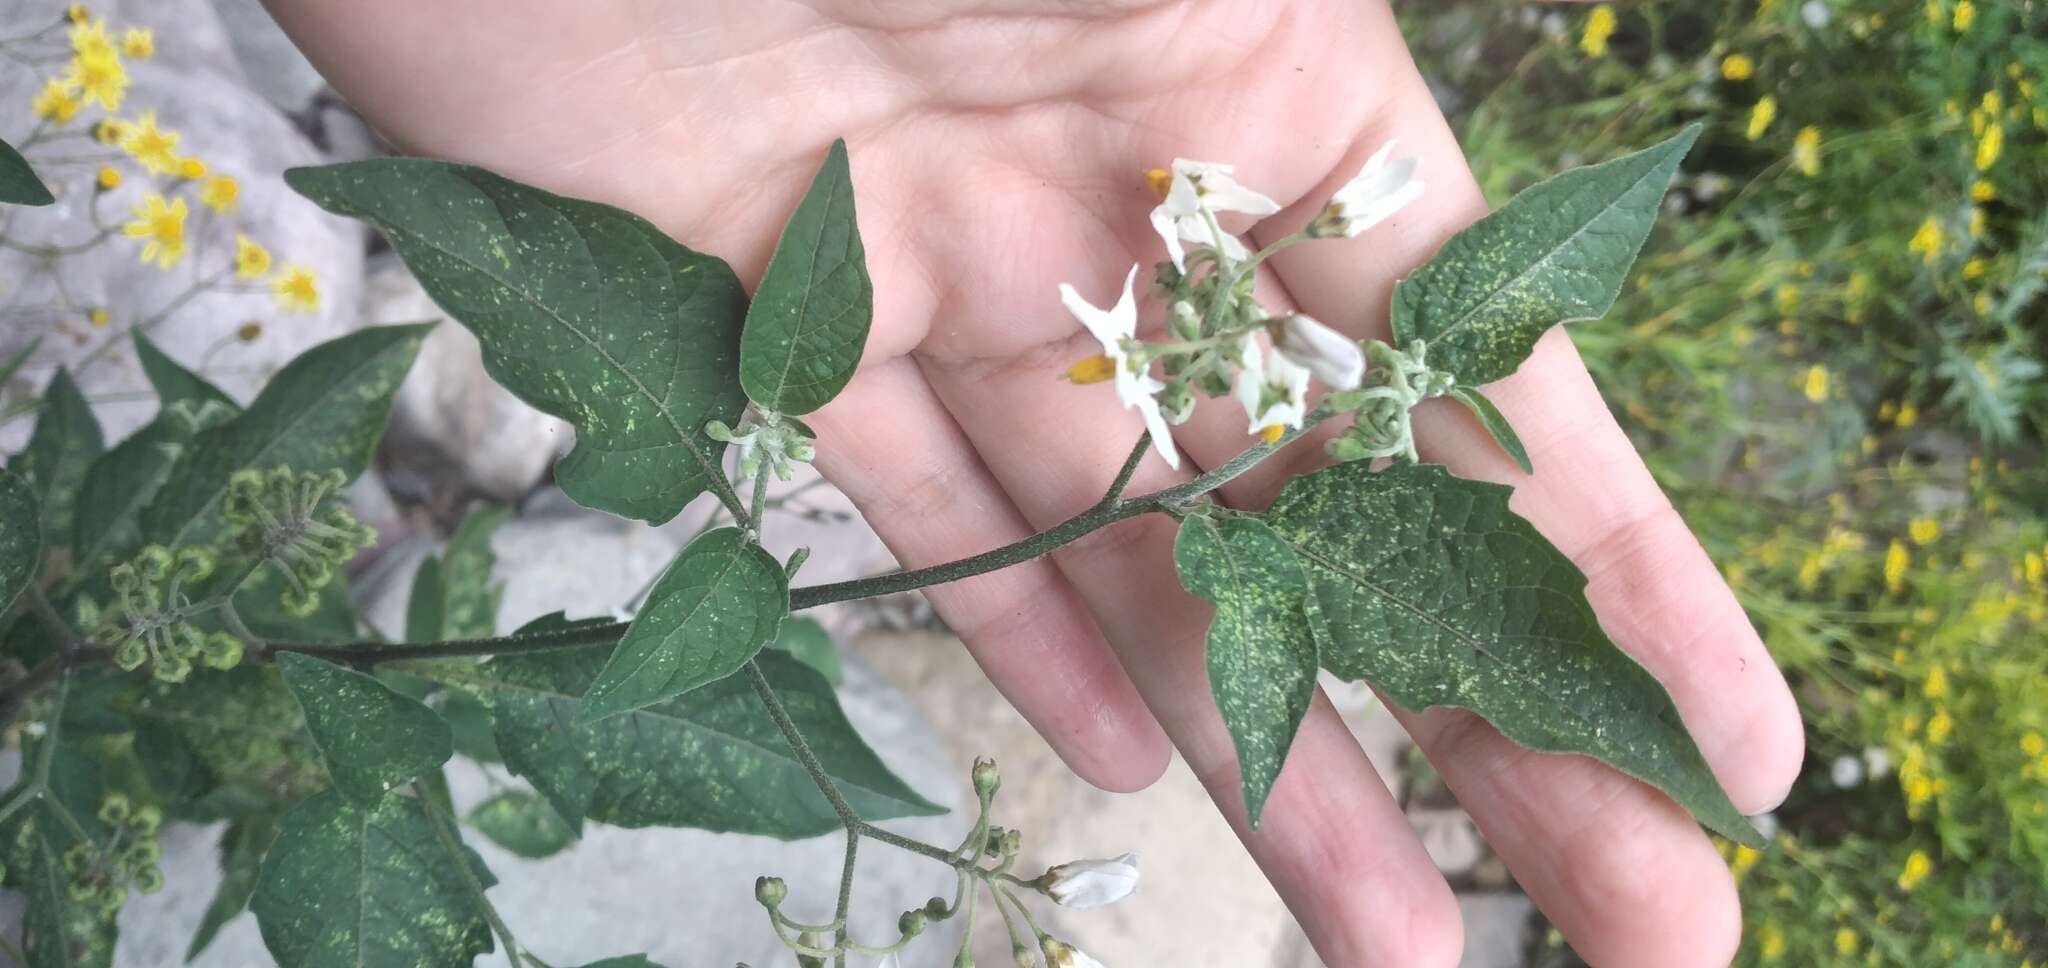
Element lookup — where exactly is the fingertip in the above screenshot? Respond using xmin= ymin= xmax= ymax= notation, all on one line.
xmin=1722 ymin=663 xmax=1806 ymax=815
xmin=1556 ymin=802 xmax=1742 ymax=968
xmin=1059 ymin=691 xmax=1173 ymax=794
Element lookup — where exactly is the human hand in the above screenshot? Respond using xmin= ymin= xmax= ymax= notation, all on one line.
xmin=262 ymin=2 xmax=1803 ymax=963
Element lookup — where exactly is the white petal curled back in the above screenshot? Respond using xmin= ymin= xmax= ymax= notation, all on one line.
xmin=1043 ymin=852 xmax=1141 ymax=911
xmin=1236 ymin=341 xmax=1311 ymax=433
xmin=1171 ymin=160 xmax=1281 ymax=217
xmin=1321 ymin=140 xmax=1424 ymax=237
xmin=1150 ymin=159 xmax=1279 ymax=271
xmin=1058 ymin=265 xmax=1141 ymax=350
xmin=1273 ymin=313 xmax=1366 ymax=390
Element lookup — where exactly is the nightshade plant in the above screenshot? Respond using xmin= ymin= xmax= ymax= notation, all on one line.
xmin=0 ymin=113 xmax=1760 ymax=967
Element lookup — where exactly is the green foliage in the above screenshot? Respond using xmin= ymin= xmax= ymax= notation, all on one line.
xmin=461 ymin=643 xmax=940 ymax=837
xmin=406 ymin=506 xmax=507 ymax=642
xmin=579 ymin=527 xmax=790 ymax=722
xmin=278 ymin=652 xmax=453 ymax=803
xmin=0 ymin=466 xmax=39 ymax=614
xmin=1449 ymin=386 xmax=1533 ymax=474
xmin=185 ymin=814 xmax=278 ymax=962
xmin=286 ymin=160 xmax=750 ymax=525
xmin=770 ymin=616 xmax=843 ymax=686
xmin=71 ymin=400 xmax=230 ymax=584
xmin=740 ymin=138 xmax=873 ymax=416
xmin=0 ymin=135 xmax=53 ymax=206
xmin=133 ymin=333 xmax=237 ymax=414
xmin=11 ymin=367 xmax=104 ymax=548
xmin=465 ymin=790 xmax=574 ymax=859
xmin=1394 ymin=125 xmax=1699 ymax=386
xmin=1265 ymin=461 xmax=1759 ymax=845
xmin=1172 ymin=514 xmax=1320 ymax=827
xmin=250 ymin=790 xmax=497 ymax=968
xmin=123 ymin=665 xmax=328 ymax=807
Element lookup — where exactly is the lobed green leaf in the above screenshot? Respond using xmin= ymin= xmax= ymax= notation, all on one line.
xmin=287 ymin=159 xmax=749 ymax=524
xmin=739 ymin=138 xmax=873 ymax=415
xmin=1264 ymin=461 xmax=1760 ymax=845
xmin=1392 ymin=125 xmax=1700 ymax=385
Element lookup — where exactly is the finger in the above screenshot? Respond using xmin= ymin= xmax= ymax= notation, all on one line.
xmin=807 ymin=357 xmax=1170 ymax=792
xmin=921 ymin=344 xmax=1464 ymax=968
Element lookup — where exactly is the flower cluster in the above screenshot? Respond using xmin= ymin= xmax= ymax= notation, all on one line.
xmin=221 ymin=466 xmax=377 ymax=616
xmin=705 ymin=409 xmax=816 ymax=484
xmin=1060 ymin=145 xmax=1425 ymax=468
xmin=54 ymin=794 xmax=165 ymax=916
xmin=86 ymin=544 xmax=242 ymax=682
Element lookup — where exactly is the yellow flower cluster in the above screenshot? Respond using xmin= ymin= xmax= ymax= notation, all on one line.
xmin=1580 ymin=6 xmax=1617 ymax=58
xmin=1896 ymin=849 xmax=1933 ymax=890
xmin=27 ymin=14 xmax=150 ymax=125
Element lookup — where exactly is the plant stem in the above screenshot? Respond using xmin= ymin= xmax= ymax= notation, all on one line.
xmin=744 ymin=659 xmax=864 ymax=966
xmin=416 ymin=781 xmax=527 ymax=968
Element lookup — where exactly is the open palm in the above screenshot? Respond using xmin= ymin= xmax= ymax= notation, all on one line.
xmin=266 ymin=2 xmax=1803 ymax=964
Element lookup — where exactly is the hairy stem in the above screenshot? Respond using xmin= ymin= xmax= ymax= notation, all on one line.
xmin=416 ymin=782 xmax=527 ymax=968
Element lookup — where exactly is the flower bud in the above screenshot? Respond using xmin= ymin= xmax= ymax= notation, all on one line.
xmin=1040 ymin=852 xmax=1139 ymax=911
xmin=923 ymin=896 xmax=951 ymax=920
xmin=1273 ymin=314 xmax=1365 ymax=390
xmin=1168 ymin=300 xmax=1201 ymax=340
xmin=96 ymin=794 xmax=131 ymax=827
xmin=1040 ymin=937 xmax=1105 ymax=968
xmin=754 ymin=875 xmax=787 ymax=908
xmin=130 ymin=805 xmax=162 ymax=836
xmin=972 ymin=757 xmax=1000 ymax=799
xmin=1014 ymin=945 xmax=1037 ymax=968
xmin=1156 ymin=381 xmax=1195 ymax=425
xmin=999 ymin=829 xmax=1022 ymax=857
xmin=898 ymin=909 xmax=927 ymax=937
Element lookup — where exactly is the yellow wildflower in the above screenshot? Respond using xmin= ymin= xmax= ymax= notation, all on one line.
xmin=272 ymin=265 xmax=320 ymax=313
xmin=1885 ymin=539 xmax=1909 ymax=593
xmin=1759 ymin=921 xmax=1787 ymax=961
xmin=1924 ymin=665 xmax=1948 ymax=699
xmin=1721 ymin=54 xmax=1754 ymax=81
xmin=1976 ymin=124 xmax=2003 ymax=170
xmin=31 ymin=78 xmax=81 ymax=124
xmin=177 ymin=157 xmax=206 ymax=180
xmin=200 ymin=174 xmax=238 ymax=214
xmin=1802 ymin=364 xmax=1830 ymax=403
xmin=62 ymin=49 xmax=128 ymax=111
xmin=1792 ymin=126 xmax=1821 ymax=176
xmin=1908 ymin=217 xmax=1942 ymax=264
xmin=1971 ymin=180 xmax=1997 ymax=201
xmin=1962 ymin=258 xmax=1987 ymax=280
xmin=1983 ymin=91 xmax=2002 ymax=114
xmin=2025 ymin=552 xmax=2044 ymax=584
xmin=1747 ymin=96 xmax=1778 ymax=141
xmin=1776 ymin=284 xmax=1800 ymax=313
xmin=120 ymin=111 xmax=180 ymax=175
xmin=1580 ymin=6 xmax=1617 ymax=58
xmin=122 ymin=193 xmax=187 ymax=269
xmin=119 ymin=27 xmax=152 ymax=59
xmin=68 ymin=16 xmax=115 ymax=61
xmin=1836 ymin=927 xmax=1859 ymax=955
xmin=1928 ymin=709 xmax=1954 ymax=744
xmin=2022 ymin=733 xmax=2046 ymax=757
xmin=1953 ymin=0 xmax=1975 ymax=30
xmin=1895 ymin=401 xmax=1919 ymax=427
xmin=1972 ymin=292 xmax=1991 ymax=315
xmin=1909 ymin=518 xmax=1940 ymax=545
xmin=1897 ymin=849 xmax=1932 ymax=890
xmin=95 ymin=165 xmax=119 ymax=190
xmin=87 ymin=308 xmax=109 ymax=327
xmin=1731 ymin=844 xmax=1762 ymax=877
xmin=233 ymin=233 xmax=271 ymax=279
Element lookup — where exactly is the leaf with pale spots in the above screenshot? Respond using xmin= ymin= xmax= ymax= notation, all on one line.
xmin=250 ymin=791 xmax=497 ymax=968
xmin=770 ymin=615 xmax=842 ymax=686
xmin=135 ymin=332 xmax=238 ymax=414
xmin=287 ymin=160 xmax=749 ymax=524
xmin=579 ymin=527 xmax=789 ymax=723
xmin=407 ymin=506 xmax=508 ymax=643
xmin=740 ymin=138 xmax=873 ymax=415
xmin=450 ymin=639 xmax=940 ymax=837
xmin=1449 ymin=386 xmax=1532 ymax=475
xmin=1393 ymin=125 xmax=1699 ymax=385
xmin=9 ymin=367 xmax=103 ymax=550
xmin=278 ymin=652 xmax=453 ymax=803
xmin=0 ymin=467 xmax=39 ymax=615
xmin=1175 ymin=515 xmax=1320 ymax=827
xmin=0 ymin=136 xmax=53 ymax=206
xmin=1264 ymin=461 xmax=1760 ymax=846
xmin=185 ymin=813 xmax=280 ymax=962
xmin=465 ymin=790 xmax=574 ymax=859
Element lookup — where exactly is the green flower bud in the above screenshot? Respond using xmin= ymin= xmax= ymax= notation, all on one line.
xmin=96 ymin=794 xmax=131 ymax=826
xmin=923 ymin=896 xmax=951 ymax=920
xmin=96 ymin=883 xmax=126 ymax=915
xmin=68 ymin=877 xmax=98 ymax=902
xmin=123 ymin=838 xmax=163 ymax=868
xmin=112 ymin=636 xmax=148 ymax=671
xmin=754 ymin=875 xmax=787 ymax=908
xmin=130 ymin=805 xmax=162 ymax=836
xmin=1000 ymin=829 xmax=1022 ymax=857
xmin=174 ymin=546 xmax=216 ymax=583
xmin=73 ymin=596 xmax=100 ymax=629
xmin=1014 ymin=945 xmax=1036 ymax=968
xmin=153 ymin=651 xmax=193 ymax=683
xmin=972 ymin=757 xmax=1000 ymax=799
xmin=898 ymin=910 xmax=926 ymax=938
xmin=135 ymin=545 xmax=174 ymax=581
xmin=133 ymin=865 xmax=164 ymax=894
xmin=108 ymin=563 xmax=139 ymax=595
xmin=62 ymin=844 xmax=94 ymax=875
xmin=202 ymin=633 xmax=244 ymax=670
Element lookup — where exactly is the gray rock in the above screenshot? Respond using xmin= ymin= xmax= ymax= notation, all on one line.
xmin=0 ymin=0 xmax=365 ymax=452
xmin=1457 ymin=893 xmax=1534 ymax=968
xmin=209 ymin=0 xmax=328 ymax=113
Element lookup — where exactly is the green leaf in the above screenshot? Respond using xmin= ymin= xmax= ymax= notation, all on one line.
xmin=10 ymin=368 xmax=104 ymax=549
xmin=71 ymin=401 xmax=234 ymax=583
xmin=1173 ymin=515 xmax=1319 ymax=827
xmin=769 ymin=615 xmax=842 ymax=686
xmin=278 ymin=652 xmax=454 ymax=803
xmin=186 ymin=813 xmax=280 ymax=962
xmin=457 ymin=647 xmax=939 ymax=836
xmin=0 ymin=467 xmax=39 ymax=614
xmin=142 ymin=323 xmax=427 ymax=548
xmin=578 ymin=527 xmax=788 ymax=723
xmin=286 ymin=159 xmax=749 ymax=524
xmin=125 ymin=665 xmax=329 ymax=805
xmin=0 ymin=136 xmax=54 ymax=206
xmin=251 ymin=790 xmax=496 ymax=968
xmin=1392 ymin=125 xmax=1700 ymax=386
xmin=407 ymin=506 xmax=507 ymax=642
xmin=1264 ymin=461 xmax=1759 ymax=845
xmin=739 ymin=138 xmax=873 ymax=415
xmin=232 ymin=565 xmax=359 ymax=642
xmin=0 ymin=337 xmax=39 ymax=386
xmin=5 ymin=733 xmax=117 ymax=968
xmin=1449 ymin=386 xmax=1533 ymax=475
xmin=465 ymin=790 xmax=574 ymax=858
xmin=135 ymin=332 xmax=238 ymax=413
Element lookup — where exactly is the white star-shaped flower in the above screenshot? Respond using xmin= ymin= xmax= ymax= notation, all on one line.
xmin=1310 ymin=140 xmax=1424 ymax=238
xmin=1149 ymin=159 xmax=1280 ymax=272
xmin=1234 ymin=338 xmax=1311 ymax=435
xmin=1059 ymin=265 xmax=1181 ymax=468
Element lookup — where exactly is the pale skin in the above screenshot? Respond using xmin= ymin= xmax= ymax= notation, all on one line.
xmin=261 ymin=2 xmax=1805 ymax=964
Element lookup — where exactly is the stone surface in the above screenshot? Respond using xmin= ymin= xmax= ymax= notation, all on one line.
xmin=210 ymin=0 xmax=329 ymax=113
xmin=0 ymin=0 xmax=366 ymax=452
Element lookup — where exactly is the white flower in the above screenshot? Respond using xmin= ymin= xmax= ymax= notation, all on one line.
xmin=1310 ymin=141 xmax=1423 ymax=239
xmin=1149 ymin=159 xmax=1280 ymax=272
xmin=1863 ymin=746 xmax=1894 ymax=779
xmin=1801 ymin=0 xmax=1830 ymax=27
xmin=1234 ymin=340 xmax=1311 ymax=435
xmin=1830 ymin=754 xmax=1865 ymax=789
xmin=1272 ymin=314 xmax=1365 ymax=390
xmin=1041 ymin=937 xmax=1107 ymax=968
xmin=1059 ymin=266 xmax=1180 ymax=469
xmin=1042 ymin=852 xmax=1140 ymax=911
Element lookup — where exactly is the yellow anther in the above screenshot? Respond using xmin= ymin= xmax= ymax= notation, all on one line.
xmin=1259 ymin=424 xmax=1287 ymax=444
xmin=1143 ymin=168 xmax=1173 ymax=198
xmin=1064 ymin=354 xmax=1118 ymax=385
